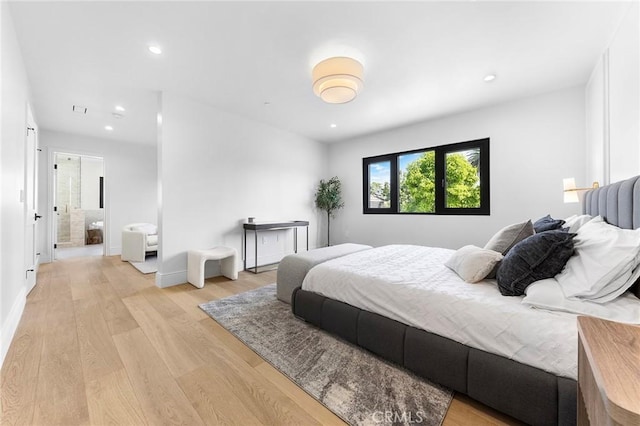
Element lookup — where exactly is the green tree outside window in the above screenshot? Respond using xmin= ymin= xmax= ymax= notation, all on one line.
xmin=400 ymin=150 xmax=480 ymax=213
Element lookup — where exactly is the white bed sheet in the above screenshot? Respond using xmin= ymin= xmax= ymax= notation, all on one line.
xmin=302 ymin=244 xmax=582 ymax=379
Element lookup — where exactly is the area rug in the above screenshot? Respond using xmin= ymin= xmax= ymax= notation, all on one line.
xmin=128 ymin=255 xmax=157 ymax=274
xmin=199 ymin=284 xmax=453 ymax=426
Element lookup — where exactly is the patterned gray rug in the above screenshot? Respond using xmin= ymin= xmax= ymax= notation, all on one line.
xmin=199 ymin=284 xmax=453 ymax=426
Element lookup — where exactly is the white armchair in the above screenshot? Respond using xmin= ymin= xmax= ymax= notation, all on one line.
xmin=121 ymin=223 xmax=158 ymax=262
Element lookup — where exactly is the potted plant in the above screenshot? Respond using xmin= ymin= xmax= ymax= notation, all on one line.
xmin=314 ymin=176 xmax=344 ymax=246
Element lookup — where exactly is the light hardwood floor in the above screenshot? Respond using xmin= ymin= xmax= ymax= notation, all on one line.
xmin=1 ymin=256 xmax=521 ymax=425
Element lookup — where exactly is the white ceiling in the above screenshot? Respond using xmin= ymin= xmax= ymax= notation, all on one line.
xmin=8 ymin=1 xmax=632 ymax=145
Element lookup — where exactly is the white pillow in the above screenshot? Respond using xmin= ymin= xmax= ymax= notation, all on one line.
xmin=445 ymin=245 xmax=503 ymax=283
xmin=588 ymin=262 xmax=640 ymax=303
xmin=132 ymin=223 xmax=157 ymax=235
xmin=562 ymin=214 xmax=593 ymax=233
xmin=523 ymin=278 xmax=640 ymax=324
xmin=557 ymin=216 xmax=640 ymax=302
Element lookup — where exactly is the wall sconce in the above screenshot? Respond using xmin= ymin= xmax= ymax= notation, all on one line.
xmin=312 ymin=56 xmax=364 ymax=104
xmin=563 ymin=178 xmax=600 ymax=203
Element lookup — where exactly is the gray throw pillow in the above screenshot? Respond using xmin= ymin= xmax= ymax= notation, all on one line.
xmin=484 ymin=220 xmax=534 ymax=278
xmin=485 ymin=220 xmax=535 ymax=255
xmin=496 ymin=230 xmax=576 ymax=297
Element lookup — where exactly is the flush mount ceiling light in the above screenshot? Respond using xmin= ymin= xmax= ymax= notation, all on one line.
xmin=312 ymin=56 xmax=364 ymax=104
xmin=484 ymin=74 xmax=497 ymax=82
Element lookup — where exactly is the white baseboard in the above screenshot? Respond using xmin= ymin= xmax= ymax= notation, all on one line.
xmin=155 ymin=265 xmax=244 ymax=288
xmin=244 ymin=253 xmax=285 ymax=269
xmin=155 ymin=269 xmax=187 ymax=288
xmin=1 ymin=286 xmax=27 ymax=368
xmin=157 ymin=250 xmax=299 ymax=288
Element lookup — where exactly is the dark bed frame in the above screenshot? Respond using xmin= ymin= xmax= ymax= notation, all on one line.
xmin=292 ymin=175 xmax=640 ymax=426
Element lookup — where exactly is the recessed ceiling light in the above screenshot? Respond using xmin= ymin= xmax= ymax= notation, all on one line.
xmin=115 ymin=105 xmax=125 ymax=112
xmin=148 ymin=45 xmax=162 ymax=55
xmin=72 ymin=105 xmax=87 ymax=114
xmin=330 ymin=123 xmax=337 ymax=128
xmin=484 ymin=74 xmax=497 ymax=82
xmin=105 ymin=125 xmax=113 ymax=131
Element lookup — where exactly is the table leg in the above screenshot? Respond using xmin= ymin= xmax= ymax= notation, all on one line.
xmin=294 ymin=227 xmax=298 ymax=253
xmin=254 ymin=230 xmax=258 ymax=274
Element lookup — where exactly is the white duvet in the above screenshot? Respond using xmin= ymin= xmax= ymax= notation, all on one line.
xmin=303 ymin=245 xmax=582 ymax=379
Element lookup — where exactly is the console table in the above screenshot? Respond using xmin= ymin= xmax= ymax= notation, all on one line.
xmin=243 ymin=220 xmax=309 ymax=273
xmin=577 ymin=316 xmax=640 ymax=426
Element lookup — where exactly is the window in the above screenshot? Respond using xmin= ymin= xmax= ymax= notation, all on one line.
xmin=367 ymin=159 xmax=392 ymax=209
xmin=363 ymin=138 xmax=489 ymax=215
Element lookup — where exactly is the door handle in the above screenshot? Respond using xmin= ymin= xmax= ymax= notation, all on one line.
xmin=34 ymin=213 xmax=42 ymax=220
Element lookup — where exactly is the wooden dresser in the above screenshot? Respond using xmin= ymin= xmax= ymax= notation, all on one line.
xmin=577 ymin=316 xmax=640 ymax=425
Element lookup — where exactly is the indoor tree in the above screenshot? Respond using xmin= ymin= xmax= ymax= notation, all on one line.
xmin=314 ymin=176 xmax=344 ymax=246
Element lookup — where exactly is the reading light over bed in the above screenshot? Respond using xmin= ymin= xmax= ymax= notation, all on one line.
xmin=563 ymin=178 xmax=600 ymax=203
xmin=312 ymin=56 xmax=364 ymax=104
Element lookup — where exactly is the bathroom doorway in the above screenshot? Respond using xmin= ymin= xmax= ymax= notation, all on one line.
xmin=53 ymin=152 xmax=105 ymax=260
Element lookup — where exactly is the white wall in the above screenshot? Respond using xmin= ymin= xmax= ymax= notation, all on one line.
xmin=80 ymin=156 xmax=103 ymax=210
xmin=38 ymin=130 xmax=157 ymax=261
xmin=586 ymin=2 xmax=639 ymax=184
xmin=608 ymin=1 xmax=639 ymax=182
xmin=328 ymin=87 xmax=586 ymax=250
xmin=0 ymin=2 xmax=31 ymax=366
xmin=585 ymin=55 xmax=606 ymax=186
xmin=158 ymin=92 xmax=327 ymax=287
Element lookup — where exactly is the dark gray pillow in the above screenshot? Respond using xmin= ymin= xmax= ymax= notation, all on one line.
xmin=497 ymin=230 xmax=576 ymax=296
xmin=533 ymin=214 xmax=565 ymax=233
xmin=630 ymin=275 xmax=640 ymax=299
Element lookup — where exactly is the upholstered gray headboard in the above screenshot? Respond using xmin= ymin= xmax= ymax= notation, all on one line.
xmin=583 ymin=175 xmax=640 ymax=230
xmin=583 ymin=175 xmax=640 ymax=298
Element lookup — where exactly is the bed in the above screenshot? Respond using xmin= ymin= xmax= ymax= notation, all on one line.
xmin=291 ymin=175 xmax=640 ymax=425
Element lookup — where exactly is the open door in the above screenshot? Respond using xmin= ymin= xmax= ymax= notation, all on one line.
xmin=51 ymin=153 xmax=105 ymax=259
xmin=24 ymin=104 xmax=40 ymax=294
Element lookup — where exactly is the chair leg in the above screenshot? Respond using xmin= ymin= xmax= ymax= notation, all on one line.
xmin=187 ymin=253 xmax=206 ymax=289
xmin=221 ymin=255 xmax=238 ymax=280
xmin=197 ymin=259 xmax=206 ymax=288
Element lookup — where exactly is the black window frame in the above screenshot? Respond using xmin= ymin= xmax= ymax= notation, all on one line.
xmin=363 ymin=138 xmax=490 ymax=215
xmin=362 ymin=155 xmax=396 ymax=213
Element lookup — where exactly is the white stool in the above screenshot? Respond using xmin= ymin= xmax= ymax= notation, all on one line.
xmin=187 ymin=247 xmax=238 ymax=288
